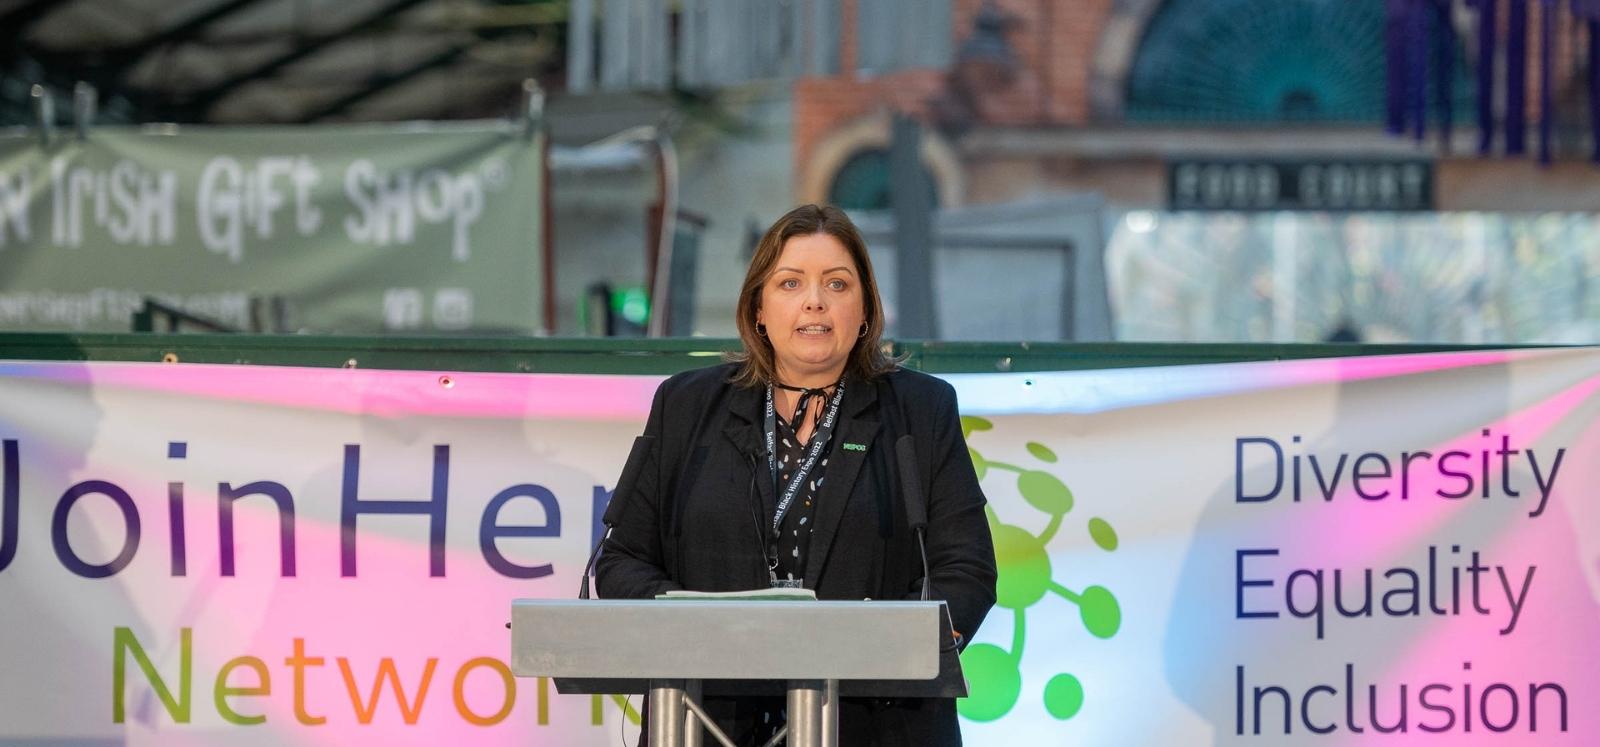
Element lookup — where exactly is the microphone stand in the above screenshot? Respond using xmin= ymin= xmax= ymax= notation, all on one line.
xmin=895 ymin=435 xmax=962 ymax=652
xmin=579 ymin=435 xmax=654 ymax=599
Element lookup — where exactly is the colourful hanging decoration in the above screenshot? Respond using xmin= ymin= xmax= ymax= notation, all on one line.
xmin=1394 ymin=0 xmax=1600 ymax=163
xmin=1471 ymin=0 xmax=1497 ymax=154
xmin=1591 ymin=16 xmax=1600 ymax=162
xmin=1437 ymin=0 xmax=1457 ymax=146
xmin=1539 ymin=0 xmax=1555 ymax=163
xmin=1410 ymin=0 xmax=1432 ymax=141
xmin=1579 ymin=0 xmax=1600 ymax=163
xmin=1506 ymin=0 xmax=1530 ymax=154
xmin=1387 ymin=1 xmax=1410 ymax=134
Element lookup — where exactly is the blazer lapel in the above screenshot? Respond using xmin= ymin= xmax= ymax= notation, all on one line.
xmin=722 ymin=387 xmax=775 ymax=522
xmin=803 ymin=380 xmax=880 ymax=587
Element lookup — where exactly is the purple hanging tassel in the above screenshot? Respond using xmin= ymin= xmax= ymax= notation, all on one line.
xmin=1591 ymin=19 xmax=1600 ymax=162
xmin=1437 ymin=0 xmax=1457 ymax=150
xmin=1539 ymin=0 xmax=1555 ymax=164
xmin=1409 ymin=0 xmax=1432 ymax=141
xmin=1566 ymin=0 xmax=1600 ymax=163
xmin=1507 ymin=0 xmax=1529 ymax=154
xmin=1388 ymin=0 xmax=1411 ymax=134
xmin=1473 ymin=0 xmax=1499 ymax=154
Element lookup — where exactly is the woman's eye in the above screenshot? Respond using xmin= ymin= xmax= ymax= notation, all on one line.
xmin=779 ymin=278 xmax=798 ymax=289
xmin=827 ymin=279 xmax=847 ymax=290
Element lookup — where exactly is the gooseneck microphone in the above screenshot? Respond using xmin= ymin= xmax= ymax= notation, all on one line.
xmin=896 ymin=434 xmax=963 ymax=652
xmin=579 ymin=435 xmax=655 ymax=599
xmin=895 ymin=435 xmax=931 ymax=602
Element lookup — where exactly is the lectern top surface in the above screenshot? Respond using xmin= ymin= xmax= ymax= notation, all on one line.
xmin=509 ymin=599 xmax=943 ymax=681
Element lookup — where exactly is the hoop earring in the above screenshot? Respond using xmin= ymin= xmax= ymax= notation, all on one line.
xmin=858 ymin=323 xmax=868 ymax=338
xmin=757 ymin=323 xmax=767 ymax=337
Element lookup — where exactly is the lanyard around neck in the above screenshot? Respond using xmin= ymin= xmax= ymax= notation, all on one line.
xmin=763 ymin=379 xmax=844 ymax=539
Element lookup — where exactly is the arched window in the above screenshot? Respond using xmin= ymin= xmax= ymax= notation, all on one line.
xmin=1123 ymin=0 xmax=1470 ymax=123
xmin=826 ymin=149 xmax=939 ymax=211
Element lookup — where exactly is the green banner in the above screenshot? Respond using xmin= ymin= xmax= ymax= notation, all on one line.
xmin=0 ymin=123 xmax=544 ymax=333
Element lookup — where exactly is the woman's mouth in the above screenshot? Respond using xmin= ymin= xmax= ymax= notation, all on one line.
xmin=796 ymin=324 xmax=832 ymax=336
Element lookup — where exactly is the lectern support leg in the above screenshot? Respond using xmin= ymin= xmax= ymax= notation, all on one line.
xmin=683 ymin=680 xmax=703 ymax=747
xmin=819 ymin=679 xmax=838 ymax=746
xmin=786 ymin=679 xmax=839 ymax=747
xmin=786 ymin=680 xmax=819 ymax=747
xmin=649 ymin=679 xmax=687 ymax=746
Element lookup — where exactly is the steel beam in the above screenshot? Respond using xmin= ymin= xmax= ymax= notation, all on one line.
xmin=181 ymin=0 xmax=436 ymax=117
xmin=301 ymin=44 xmax=468 ymax=122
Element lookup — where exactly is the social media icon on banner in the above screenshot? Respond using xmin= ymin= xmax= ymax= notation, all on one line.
xmin=383 ymin=288 xmax=424 ymax=330
xmin=433 ymin=289 xmax=473 ymax=330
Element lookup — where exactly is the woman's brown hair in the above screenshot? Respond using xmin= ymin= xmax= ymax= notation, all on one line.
xmin=728 ymin=204 xmax=898 ymax=388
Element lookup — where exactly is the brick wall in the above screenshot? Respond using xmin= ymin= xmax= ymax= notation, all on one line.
xmin=948 ymin=0 xmax=1114 ymax=124
xmin=793 ymin=0 xmax=1116 ymax=182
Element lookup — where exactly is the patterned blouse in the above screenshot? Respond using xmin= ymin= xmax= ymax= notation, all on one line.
xmin=755 ymin=410 xmax=831 ymax=740
xmin=770 ymin=410 xmax=829 ymax=586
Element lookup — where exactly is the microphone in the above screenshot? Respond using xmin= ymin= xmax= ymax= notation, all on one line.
xmin=896 ymin=434 xmax=963 ymax=653
xmin=895 ymin=435 xmax=930 ymax=601
xmin=579 ymin=435 xmax=654 ymax=599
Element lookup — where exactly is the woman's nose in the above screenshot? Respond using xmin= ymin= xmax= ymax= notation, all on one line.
xmin=803 ymin=284 xmax=826 ymax=310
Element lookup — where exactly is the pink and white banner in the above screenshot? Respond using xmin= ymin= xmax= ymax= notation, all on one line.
xmin=0 ymin=348 xmax=1596 ymax=745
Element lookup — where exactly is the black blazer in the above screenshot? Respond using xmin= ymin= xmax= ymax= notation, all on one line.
xmin=597 ymin=363 xmax=997 ymax=745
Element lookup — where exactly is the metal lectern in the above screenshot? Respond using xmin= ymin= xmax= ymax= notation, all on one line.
xmin=509 ymin=599 xmax=965 ymax=747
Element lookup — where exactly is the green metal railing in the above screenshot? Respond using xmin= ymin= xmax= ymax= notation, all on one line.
xmin=0 ymin=333 xmax=1525 ymax=375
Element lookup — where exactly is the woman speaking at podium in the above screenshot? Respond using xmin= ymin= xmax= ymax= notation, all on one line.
xmin=597 ymin=204 xmax=997 ymax=745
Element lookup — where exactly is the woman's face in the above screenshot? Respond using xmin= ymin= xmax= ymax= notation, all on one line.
xmin=757 ymin=232 xmax=867 ymax=385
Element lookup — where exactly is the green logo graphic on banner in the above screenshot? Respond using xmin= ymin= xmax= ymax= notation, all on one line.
xmin=958 ymin=416 xmax=1122 ymax=723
